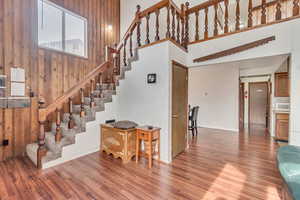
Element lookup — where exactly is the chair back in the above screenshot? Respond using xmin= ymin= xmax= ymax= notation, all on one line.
xmin=191 ymin=106 xmax=199 ymax=121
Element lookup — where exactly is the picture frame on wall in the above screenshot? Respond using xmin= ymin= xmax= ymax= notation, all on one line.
xmin=147 ymin=73 xmax=157 ymax=84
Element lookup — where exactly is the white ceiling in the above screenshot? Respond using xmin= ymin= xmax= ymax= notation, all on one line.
xmin=238 ymin=54 xmax=289 ymax=70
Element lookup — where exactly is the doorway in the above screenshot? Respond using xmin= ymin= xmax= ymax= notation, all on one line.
xmin=248 ymin=82 xmax=269 ymax=127
xmin=172 ymin=61 xmax=188 ymax=158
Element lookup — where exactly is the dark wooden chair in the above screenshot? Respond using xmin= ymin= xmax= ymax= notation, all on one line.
xmin=189 ymin=106 xmax=199 ymax=136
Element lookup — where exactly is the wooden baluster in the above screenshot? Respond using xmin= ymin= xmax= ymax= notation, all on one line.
xmin=276 ymin=0 xmax=282 ymax=20
xmin=166 ymin=5 xmax=171 ymax=38
xmin=80 ymin=88 xmax=85 ymax=117
xmin=112 ymin=54 xmax=117 ymax=84
xmin=129 ymin=31 xmax=133 ymax=57
xmin=176 ymin=13 xmax=181 ymax=43
xmin=68 ymin=97 xmax=75 ymax=129
xmin=55 ymin=109 xmax=62 ymax=143
xmin=181 ymin=4 xmax=185 ymax=45
xmin=113 ymin=43 xmax=120 ymax=76
xmin=136 ymin=5 xmax=141 ymax=47
xmin=248 ymin=0 xmax=253 ymax=27
xmin=204 ymin=7 xmax=209 ymax=39
xmin=171 ymin=7 xmax=176 ymax=40
xmin=224 ymin=0 xmax=229 ymax=33
xmin=185 ymin=2 xmax=190 ymax=48
xmin=116 ymin=53 xmax=121 ymax=75
xmin=99 ymin=73 xmax=103 ymax=85
xmin=145 ymin=13 xmax=150 ymax=44
xmin=123 ymin=39 xmax=127 ymax=66
xmin=90 ymin=80 xmax=95 ymax=108
xmin=155 ymin=9 xmax=160 ymax=41
xmin=293 ymin=0 xmax=300 ymax=16
xmin=98 ymin=73 xmax=103 ymax=98
xmin=214 ymin=4 xmax=218 ymax=36
xmin=195 ymin=11 xmax=199 ymax=41
xmin=261 ymin=0 xmax=267 ymax=24
xmin=37 ymin=98 xmax=47 ymax=169
xmin=236 ymin=0 xmax=241 ymax=31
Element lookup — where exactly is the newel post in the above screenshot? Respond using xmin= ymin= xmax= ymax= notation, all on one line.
xmin=55 ymin=109 xmax=62 ymax=143
xmin=37 ymin=97 xmax=47 ymax=169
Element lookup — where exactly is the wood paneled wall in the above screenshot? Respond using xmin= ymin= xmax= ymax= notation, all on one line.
xmin=0 ymin=0 xmax=120 ymax=161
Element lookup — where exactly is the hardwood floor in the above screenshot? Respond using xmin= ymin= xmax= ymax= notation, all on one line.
xmin=0 ymin=126 xmax=282 ymax=200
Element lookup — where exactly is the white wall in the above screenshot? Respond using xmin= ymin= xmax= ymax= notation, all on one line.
xmin=289 ymin=25 xmax=300 ymax=146
xmin=189 ymin=63 xmax=239 ymax=132
xmin=114 ymin=41 xmax=187 ymax=163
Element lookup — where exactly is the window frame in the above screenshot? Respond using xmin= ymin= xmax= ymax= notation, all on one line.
xmin=38 ymin=0 xmax=88 ymax=59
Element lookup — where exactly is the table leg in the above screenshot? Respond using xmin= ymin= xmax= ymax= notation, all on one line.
xmin=158 ymin=132 xmax=160 ymax=162
xmin=149 ymin=133 xmax=152 ymax=168
xmin=136 ymin=135 xmax=139 ymax=163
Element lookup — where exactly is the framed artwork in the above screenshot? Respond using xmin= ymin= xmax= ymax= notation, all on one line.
xmin=147 ymin=73 xmax=157 ymax=84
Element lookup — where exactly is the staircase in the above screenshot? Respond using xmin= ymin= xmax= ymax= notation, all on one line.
xmin=26 ymin=0 xmax=300 ymax=169
xmin=26 ymin=55 xmax=137 ymax=169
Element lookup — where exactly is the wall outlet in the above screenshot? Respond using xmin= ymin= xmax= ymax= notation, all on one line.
xmin=2 ymin=140 xmax=9 ymax=146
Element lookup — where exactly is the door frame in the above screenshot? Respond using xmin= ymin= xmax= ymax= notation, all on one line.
xmin=239 ymin=81 xmax=245 ymax=131
xmin=171 ymin=60 xmax=188 ymax=158
xmin=248 ymin=81 xmax=269 ymax=126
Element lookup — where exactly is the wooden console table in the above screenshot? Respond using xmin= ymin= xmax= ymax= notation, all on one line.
xmin=135 ymin=126 xmax=161 ymax=168
xmin=100 ymin=124 xmax=136 ymax=163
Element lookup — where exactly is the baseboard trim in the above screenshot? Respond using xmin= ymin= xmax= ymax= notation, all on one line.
xmin=199 ymin=125 xmax=239 ymax=132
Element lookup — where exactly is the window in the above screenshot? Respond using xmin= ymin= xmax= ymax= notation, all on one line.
xmin=38 ymin=0 xmax=88 ymax=57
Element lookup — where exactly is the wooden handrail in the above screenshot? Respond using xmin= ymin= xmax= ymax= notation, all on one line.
xmin=252 ymin=0 xmax=289 ymax=11
xmin=187 ymin=0 xmax=299 ymax=44
xmin=187 ymin=0 xmax=225 ymax=14
xmin=117 ymin=18 xmax=138 ymax=51
xmin=39 ymin=61 xmax=109 ymax=122
xmin=117 ymin=0 xmax=185 ymax=52
xmin=139 ymin=0 xmax=169 ymax=18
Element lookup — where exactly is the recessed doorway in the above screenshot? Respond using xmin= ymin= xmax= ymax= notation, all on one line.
xmin=248 ymin=82 xmax=269 ymax=127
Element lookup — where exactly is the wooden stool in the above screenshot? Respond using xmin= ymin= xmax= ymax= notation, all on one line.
xmin=135 ymin=126 xmax=161 ymax=168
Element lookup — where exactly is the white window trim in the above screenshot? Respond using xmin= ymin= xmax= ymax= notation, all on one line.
xmin=38 ymin=0 xmax=88 ymax=58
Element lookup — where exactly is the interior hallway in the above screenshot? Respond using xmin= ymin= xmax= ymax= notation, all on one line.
xmin=0 ymin=126 xmax=282 ymax=200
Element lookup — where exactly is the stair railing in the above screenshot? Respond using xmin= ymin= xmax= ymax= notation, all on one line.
xmin=187 ymin=0 xmax=300 ymax=45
